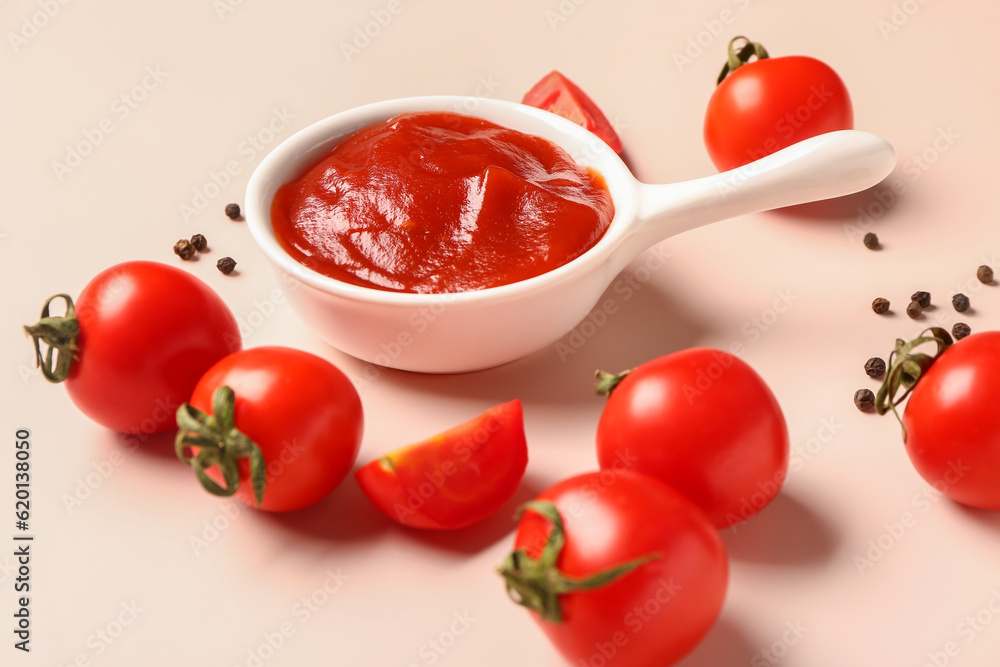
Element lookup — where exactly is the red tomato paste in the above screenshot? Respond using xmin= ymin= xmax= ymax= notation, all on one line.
xmin=271 ymin=112 xmax=614 ymax=294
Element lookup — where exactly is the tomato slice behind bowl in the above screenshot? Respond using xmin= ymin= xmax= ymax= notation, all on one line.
xmin=523 ymin=71 xmax=624 ymax=154
xmin=355 ymin=400 xmax=529 ymax=529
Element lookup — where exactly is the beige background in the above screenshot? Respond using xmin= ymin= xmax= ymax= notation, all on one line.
xmin=3 ymin=1 xmax=1000 ymax=665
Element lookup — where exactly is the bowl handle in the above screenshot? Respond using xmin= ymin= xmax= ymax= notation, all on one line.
xmin=627 ymin=130 xmax=896 ymax=252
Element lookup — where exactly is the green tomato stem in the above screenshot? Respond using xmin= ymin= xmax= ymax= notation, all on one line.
xmin=593 ymin=368 xmax=634 ymax=397
xmin=717 ymin=36 xmax=770 ymax=85
xmin=175 ymin=386 xmax=267 ymax=506
xmin=874 ymin=327 xmax=953 ymax=442
xmin=23 ymin=293 xmax=80 ymax=383
xmin=497 ymin=500 xmax=661 ymax=623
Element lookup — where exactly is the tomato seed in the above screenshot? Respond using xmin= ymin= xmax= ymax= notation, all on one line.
xmin=952 ymin=322 xmax=971 ymax=340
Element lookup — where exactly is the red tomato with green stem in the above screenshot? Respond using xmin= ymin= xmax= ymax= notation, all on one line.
xmin=175 ymin=346 xmax=363 ymax=512
xmin=500 ymin=471 xmax=728 ymax=667
xmin=595 ymin=348 xmax=789 ymax=529
xmin=523 ymin=71 xmax=624 ymax=153
xmin=23 ymin=261 xmax=240 ymax=435
xmin=704 ymin=36 xmax=853 ymax=172
xmin=355 ymin=400 xmax=528 ymax=529
xmin=877 ymin=329 xmax=1000 ymax=510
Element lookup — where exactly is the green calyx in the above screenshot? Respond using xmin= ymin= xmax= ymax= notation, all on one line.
xmin=594 ymin=368 xmax=634 ymax=396
xmin=875 ymin=327 xmax=953 ymax=441
xmin=175 ymin=386 xmax=267 ymax=506
xmin=23 ymin=294 xmax=80 ymax=383
xmin=497 ymin=500 xmax=661 ymax=623
xmin=717 ymin=35 xmax=770 ymax=85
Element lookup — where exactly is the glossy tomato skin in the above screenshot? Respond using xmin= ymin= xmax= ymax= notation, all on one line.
xmin=355 ymin=400 xmax=527 ymax=529
xmin=514 ymin=471 xmax=727 ymax=667
xmin=523 ymin=71 xmax=623 ymax=153
xmin=704 ymin=55 xmax=853 ymax=171
xmin=596 ymin=349 xmax=788 ymax=529
xmin=903 ymin=332 xmax=1000 ymax=509
xmin=189 ymin=346 xmax=363 ymax=512
xmin=65 ymin=261 xmax=240 ymax=434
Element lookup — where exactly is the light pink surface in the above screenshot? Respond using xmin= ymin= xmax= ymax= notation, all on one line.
xmin=3 ymin=1 xmax=1000 ymax=666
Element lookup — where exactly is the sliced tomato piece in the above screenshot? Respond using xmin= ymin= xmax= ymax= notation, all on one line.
xmin=355 ymin=400 xmax=528 ymax=530
xmin=522 ymin=71 xmax=623 ymax=154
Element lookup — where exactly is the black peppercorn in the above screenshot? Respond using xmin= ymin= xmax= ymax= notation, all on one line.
xmin=952 ymin=322 xmax=971 ymax=340
xmin=190 ymin=233 xmax=208 ymax=252
xmin=173 ymin=239 xmax=196 ymax=260
xmin=906 ymin=300 xmax=923 ymax=319
xmin=854 ymin=388 xmax=875 ymax=411
xmin=872 ymin=297 xmax=890 ymax=314
xmin=863 ymin=232 xmax=879 ymax=249
xmin=977 ymin=265 xmax=994 ymax=284
xmin=911 ymin=291 xmax=931 ymax=308
xmin=225 ymin=203 xmax=242 ymax=220
xmin=864 ymin=357 xmax=886 ymax=378
xmin=952 ymin=293 xmax=970 ymax=312
xmin=217 ymin=257 xmax=237 ymax=275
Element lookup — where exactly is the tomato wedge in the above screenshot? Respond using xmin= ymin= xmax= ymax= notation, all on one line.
xmin=523 ymin=71 xmax=623 ymax=153
xmin=355 ymin=400 xmax=528 ymax=530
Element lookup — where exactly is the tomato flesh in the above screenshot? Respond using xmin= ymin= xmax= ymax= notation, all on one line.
xmin=355 ymin=400 xmax=528 ymax=529
xmin=704 ymin=55 xmax=853 ymax=171
xmin=903 ymin=332 xmax=1000 ymax=509
xmin=523 ymin=71 xmax=623 ymax=153
xmin=513 ymin=471 xmax=727 ymax=667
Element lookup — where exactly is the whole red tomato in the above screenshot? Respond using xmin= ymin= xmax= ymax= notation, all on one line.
xmin=500 ymin=471 xmax=727 ymax=667
xmin=878 ymin=329 xmax=1000 ymax=509
xmin=355 ymin=400 xmax=527 ymax=530
xmin=595 ymin=348 xmax=788 ymax=529
xmin=24 ymin=261 xmax=240 ymax=435
xmin=704 ymin=36 xmax=853 ymax=171
xmin=176 ymin=346 xmax=363 ymax=512
xmin=523 ymin=70 xmax=623 ymax=153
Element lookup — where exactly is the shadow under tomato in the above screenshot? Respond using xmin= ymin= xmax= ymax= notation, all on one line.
xmin=353 ymin=269 xmax=712 ymax=408
xmin=250 ymin=464 xmax=391 ymax=543
xmin=394 ymin=472 xmax=551 ymax=556
xmin=108 ymin=428 xmax=179 ymax=461
xmin=720 ymin=491 xmax=839 ymax=567
xmin=674 ymin=614 xmax=759 ymax=667
xmin=950 ymin=501 xmax=1000 ymax=531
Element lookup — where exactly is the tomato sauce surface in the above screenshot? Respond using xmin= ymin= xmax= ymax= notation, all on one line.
xmin=271 ymin=112 xmax=615 ymax=294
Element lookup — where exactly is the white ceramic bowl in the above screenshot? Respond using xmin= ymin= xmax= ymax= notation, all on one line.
xmin=245 ymin=96 xmax=895 ymax=373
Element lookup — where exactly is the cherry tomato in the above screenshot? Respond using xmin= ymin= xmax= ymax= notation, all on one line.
xmin=595 ymin=348 xmax=789 ymax=529
xmin=883 ymin=331 xmax=1000 ymax=509
xmin=523 ymin=71 xmax=623 ymax=153
xmin=500 ymin=471 xmax=727 ymax=667
xmin=355 ymin=400 xmax=528 ymax=529
xmin=24 ymin=261 xmax=240 ymax=435
xmin=177 ymin=346 xmax=363 ymax=512
xmin=704 ymin=37 xmax=853 ymax=172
